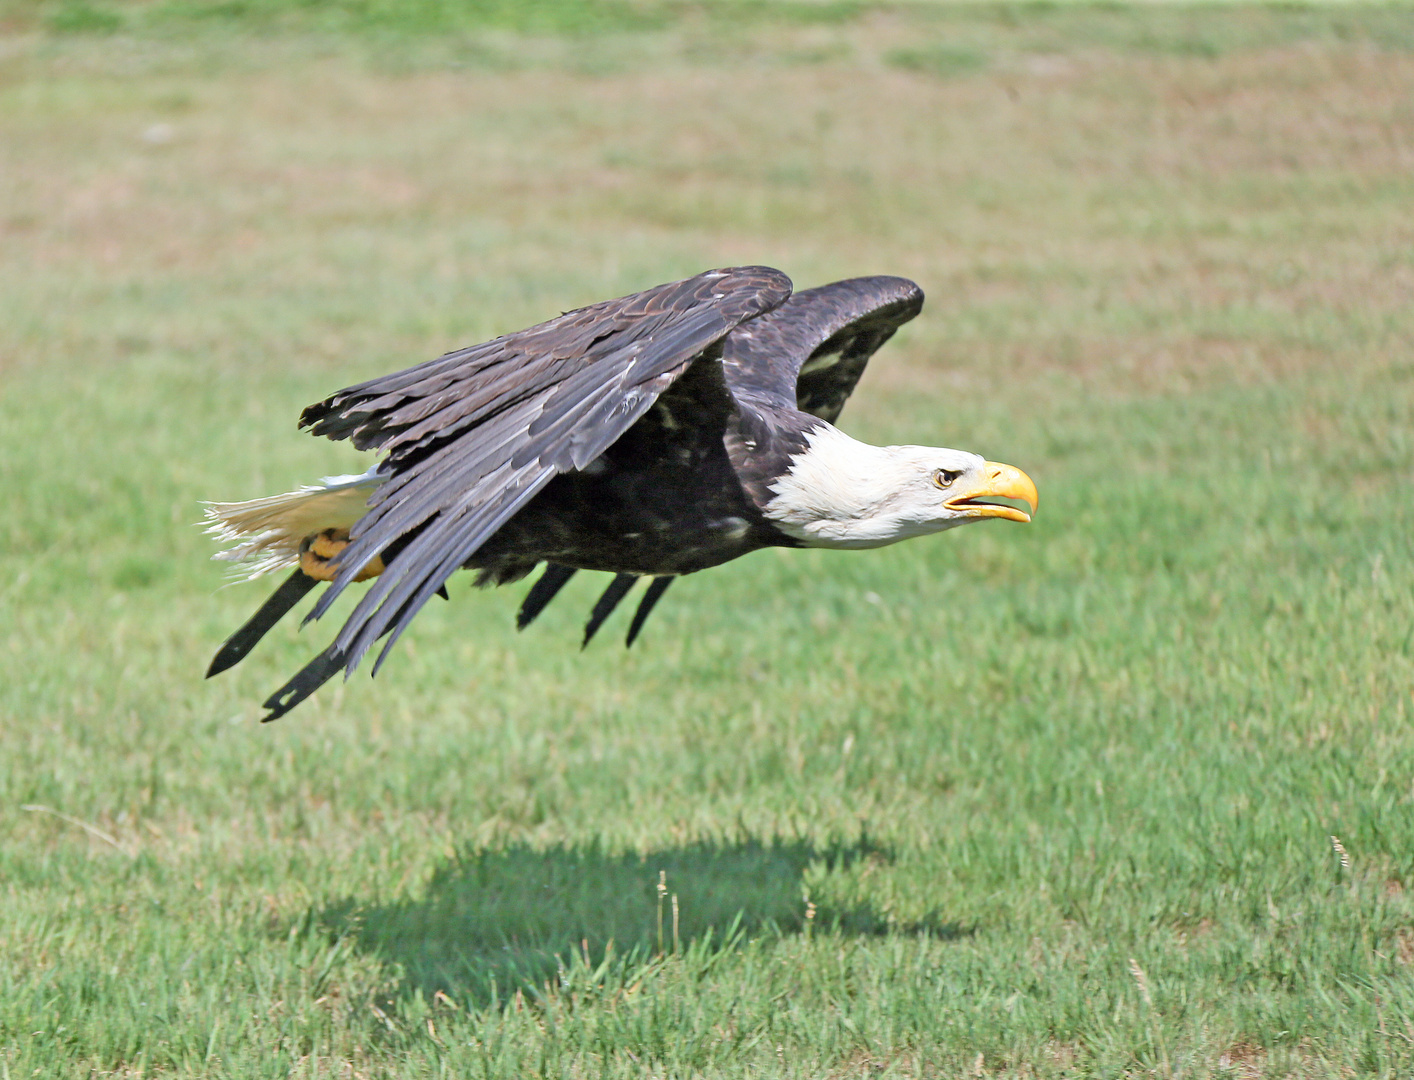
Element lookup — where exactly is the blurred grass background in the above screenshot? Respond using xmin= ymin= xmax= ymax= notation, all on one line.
xmin=1 ymin=2 xmax=1413 ymax=1076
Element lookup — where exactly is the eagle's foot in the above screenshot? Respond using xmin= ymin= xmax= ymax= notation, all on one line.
xmin=298 ymin=528 xmax=384 ymax=582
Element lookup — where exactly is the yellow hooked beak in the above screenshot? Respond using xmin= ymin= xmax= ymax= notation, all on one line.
xmin=944 ymin=462 xmax=1038 ymax=523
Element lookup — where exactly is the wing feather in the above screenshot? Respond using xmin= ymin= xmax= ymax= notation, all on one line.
xmin=294 ymin=266 xmax=792 ymax=683
xmin=721 ymin=276 xmax=923 ymax=422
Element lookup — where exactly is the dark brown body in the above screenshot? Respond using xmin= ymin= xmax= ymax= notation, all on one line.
xmin=469 ymin=363 xmax=809 ymax=582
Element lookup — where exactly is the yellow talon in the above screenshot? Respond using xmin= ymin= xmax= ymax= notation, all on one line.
xmin=298 ymin=528 xmax=384 ymax=582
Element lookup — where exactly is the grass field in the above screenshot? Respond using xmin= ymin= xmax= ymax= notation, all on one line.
xmin=3 ymin=3 xmax=1414 ymax=1076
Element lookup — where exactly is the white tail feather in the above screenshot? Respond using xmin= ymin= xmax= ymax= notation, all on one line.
xmin=204 ymin=469 xmax=384 ymax=581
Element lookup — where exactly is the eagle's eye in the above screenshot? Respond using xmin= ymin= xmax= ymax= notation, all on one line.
xmin=933 ymin=468 xmax=963 ymax=489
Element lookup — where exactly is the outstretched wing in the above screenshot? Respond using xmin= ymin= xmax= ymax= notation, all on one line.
xmin=298 ymin=266 xmax=793 ymax=678
xmin=720 ymin=276 xmax=923 ymax=422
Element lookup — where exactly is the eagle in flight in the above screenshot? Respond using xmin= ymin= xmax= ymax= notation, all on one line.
xmin=206 ymin=267 xmax=1037 ymax=719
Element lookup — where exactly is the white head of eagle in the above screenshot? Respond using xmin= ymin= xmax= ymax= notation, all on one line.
xmin=763 ymin=423 xmax=1038 ymax=550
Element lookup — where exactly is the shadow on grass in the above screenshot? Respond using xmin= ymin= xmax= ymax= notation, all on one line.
xmin=316 ymin=833 xmax=969 ymax=1004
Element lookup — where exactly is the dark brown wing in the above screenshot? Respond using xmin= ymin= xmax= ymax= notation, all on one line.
xmin=720 ymin=276 xmax=923 ymax=422
xmin=299 ymin=266 xmax=793 ymax=677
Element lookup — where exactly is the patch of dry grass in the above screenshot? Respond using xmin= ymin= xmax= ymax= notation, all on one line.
xmin=3 ymin=17 xmax=1411 ymax=399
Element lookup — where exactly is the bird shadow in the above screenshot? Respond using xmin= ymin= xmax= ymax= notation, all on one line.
xmin=313 ymin=831 xmax=970 ymax=1007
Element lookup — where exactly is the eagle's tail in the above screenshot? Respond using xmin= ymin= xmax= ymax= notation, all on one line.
xmin=204 ymin=468 xmax=387 ymax=681
xmin=203 ymin=468 xmax=385 ymax=581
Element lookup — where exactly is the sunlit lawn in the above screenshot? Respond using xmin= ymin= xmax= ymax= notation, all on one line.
xmin=2 ymin=4 xmax=1413 ymax=1076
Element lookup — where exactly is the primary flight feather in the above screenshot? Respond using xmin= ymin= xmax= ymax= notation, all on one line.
xmin=206 ymin=267 xmax=1037 ymax=719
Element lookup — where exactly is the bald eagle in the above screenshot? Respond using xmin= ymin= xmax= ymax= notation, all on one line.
xmin=206 ymin=267 xmax=1037 ymax=719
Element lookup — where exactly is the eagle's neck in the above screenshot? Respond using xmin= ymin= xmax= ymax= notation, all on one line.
xmin=762 ymin=424 xmax=934 ymax=550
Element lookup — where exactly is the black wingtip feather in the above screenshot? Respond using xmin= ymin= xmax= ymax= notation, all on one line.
xmin=582 ymin=574 xmax=638 ymax=648
xmin=261 ymin=645 xmax=346 ymax=722
xmin=625 ymin=576 xmax=674 ymax=648
xmin=207 ymin=570 xmax=318 ymax=679
xmin=518 ymin=564 xmax=578 ymax=630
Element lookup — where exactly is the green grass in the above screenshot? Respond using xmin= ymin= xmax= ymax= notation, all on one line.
xmin=20 ymin=0 xmax=866 ymax=38
xmin=3 ymin=4 xmax=1414 ymax=1077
